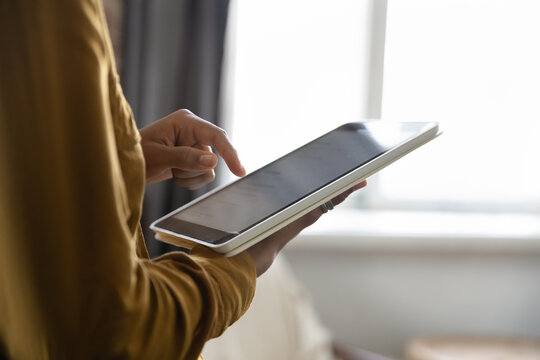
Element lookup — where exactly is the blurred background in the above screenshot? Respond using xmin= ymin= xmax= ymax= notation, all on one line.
xmin=105 ymin=0 xmax=540 ymax=358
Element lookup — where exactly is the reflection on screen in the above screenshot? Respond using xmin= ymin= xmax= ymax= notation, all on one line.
xmin=173 ymin=123 xmax=421 ymax=236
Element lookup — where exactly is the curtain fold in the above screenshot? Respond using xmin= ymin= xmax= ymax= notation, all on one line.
xmin=121 ymin=0 xmax=230 ymax=256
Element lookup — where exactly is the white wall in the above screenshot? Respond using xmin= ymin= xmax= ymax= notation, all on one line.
xmin=284 ymin=236 xmax=540 ymax=359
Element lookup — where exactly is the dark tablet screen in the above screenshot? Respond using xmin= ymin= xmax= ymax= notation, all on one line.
xmin=155 ymin=122 xmax=431 ymax=244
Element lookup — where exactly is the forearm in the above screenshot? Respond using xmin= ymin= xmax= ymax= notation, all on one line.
xmin=103 ymin=250 xmax=255 ymax=359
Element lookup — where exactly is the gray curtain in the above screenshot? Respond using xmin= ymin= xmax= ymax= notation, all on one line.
xmin=121 ymin=0 xmax=230 ymax=257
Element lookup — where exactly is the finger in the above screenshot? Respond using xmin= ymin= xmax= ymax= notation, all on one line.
xmin=352 ymin=179 xmax=368 ymax=191
xmin=164 ymin=146 xmax=218 ymax=171
xmin=265 ymin=209 xmax=322 ymax=248
xmin=171 ymin=168 xmax=209 ymax=180
xmin=186 ymin=116 xmax=246 ymax=177
xmin=330 ymin=187 xmax=357 ymax=207
xmin=173 ymin=170 xmax=216 ymax=190
xmin=331 ymin=179 xmax=368 ymax=205
xmin=192 ymin=143 xmax=212 ymax=153
xmin=274 ymin=179 xmax=369 ymax=235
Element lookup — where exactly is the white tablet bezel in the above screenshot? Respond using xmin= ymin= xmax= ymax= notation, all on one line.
xmin=151 ymin=121 xmax=440 ymax=256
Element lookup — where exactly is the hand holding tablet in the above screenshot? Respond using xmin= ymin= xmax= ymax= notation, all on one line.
xmin=151 ymin=121 xmax=440 ymax=257
xmin=244 ymin=179 xmax=367 ymax=276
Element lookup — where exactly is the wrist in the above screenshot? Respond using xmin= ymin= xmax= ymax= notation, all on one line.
xmin=246 ymin=241 xmax=279 ymax=277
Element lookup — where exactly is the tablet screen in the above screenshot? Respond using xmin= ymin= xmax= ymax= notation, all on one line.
xmin=155 ymin=122 xmax=429 ymax=244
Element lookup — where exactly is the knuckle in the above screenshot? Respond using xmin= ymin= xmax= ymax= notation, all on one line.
xmin=217 ymin=128 xmax=228 ymax=139
xmin=178 ymin=108 xmax=192 ymax=116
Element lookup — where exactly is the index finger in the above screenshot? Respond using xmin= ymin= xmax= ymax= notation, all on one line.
xmin=192 ymin=121 xmax=246 ymax=177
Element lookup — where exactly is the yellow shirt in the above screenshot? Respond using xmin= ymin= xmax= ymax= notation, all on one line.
xmin=0 ymin=1 xmax=256 ymax=359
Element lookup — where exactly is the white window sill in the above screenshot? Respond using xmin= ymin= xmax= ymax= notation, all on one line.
xmin=287 ymin=208 xmax=540 ymax=254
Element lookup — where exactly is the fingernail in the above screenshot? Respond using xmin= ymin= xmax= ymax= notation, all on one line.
xmin=199 ymin=154 xmax=216 ymax=167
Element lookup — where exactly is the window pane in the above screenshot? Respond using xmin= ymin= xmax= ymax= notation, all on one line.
xmin=379 ymin=0 xmax=540 ymax=211
xmin=227 ymin=0 xmax=373 ymax=172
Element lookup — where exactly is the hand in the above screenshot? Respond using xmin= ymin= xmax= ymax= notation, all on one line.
xmin=246 ymin=180 xmax=368 ymax=276
xmin=139 ymin=109 xmax=246 ymax=188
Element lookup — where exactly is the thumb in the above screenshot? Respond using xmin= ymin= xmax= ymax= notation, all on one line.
xmin=166 ymin=146 xmax=218 ymax=171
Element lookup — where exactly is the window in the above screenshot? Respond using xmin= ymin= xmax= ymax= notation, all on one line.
xmin=223 ymin=0 xmax=374 ymax=170
xmin=377 ymin=0 xmax=540 ymax=213
xmin=224 ymin=0 xmax=540 ymax=218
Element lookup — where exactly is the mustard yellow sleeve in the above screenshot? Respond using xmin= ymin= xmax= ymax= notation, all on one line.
xmin=0 ymin=1 xmax=256 ymax=359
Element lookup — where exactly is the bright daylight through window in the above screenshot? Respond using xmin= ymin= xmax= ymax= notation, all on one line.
xmin=224 ymin=0 xmax=540 ymax=218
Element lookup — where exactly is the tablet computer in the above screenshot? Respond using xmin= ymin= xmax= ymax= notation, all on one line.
xmin=151 ymin=121 xmax=440 ymax=257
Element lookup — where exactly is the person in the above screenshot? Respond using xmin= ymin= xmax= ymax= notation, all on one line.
xmin=0 ymin=1 xmax=365 ymax=359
